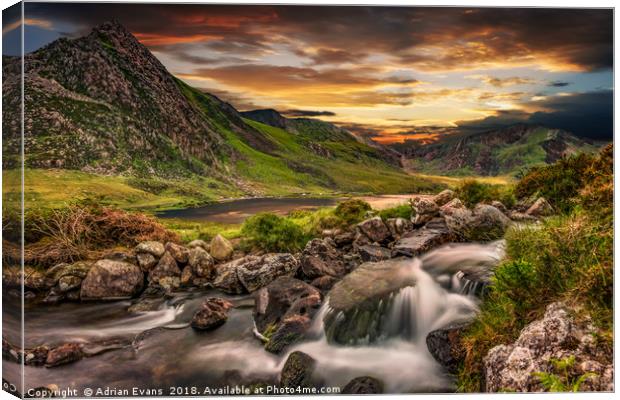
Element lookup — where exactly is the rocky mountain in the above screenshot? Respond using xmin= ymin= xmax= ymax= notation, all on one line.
xmin=395 ymin=124 xmax=600 ymax=176
xmin=2 ymin=21 xmax=436 ymax=198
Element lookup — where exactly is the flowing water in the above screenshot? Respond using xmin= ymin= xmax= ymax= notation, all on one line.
xmin=3 ymin=241 xmax=504 ymax=395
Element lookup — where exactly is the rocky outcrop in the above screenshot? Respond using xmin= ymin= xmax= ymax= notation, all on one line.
xmin=484 ymin=303 xmax=613 ymax=392
xmin=237 ymin=253 xmax=299 ymax=292
xmin=357 ymin=244 xmax=391 ymax=262
xmin=148 ymin=252 xmax=181 ymax=286
xmin=210 ymin=234 xmax=234 ymax=262
xmin=442 ymin=203 xmax=510 ymax=241
xmin=298 ymin=239 xmax=346 ymax=280
xmin=411 ymin=197 xmax=439 ymax=226
xmin=45 ymin=343 xmax=83 ymax=367
xmin=253 ymin=277 xmax=322 ymax=353
xmin=80 ymin=259 xmax=144 ymax=300
xmin=188 ymin=247 xmax=215 ymax=279
xmin=392 ymin=218 xmax=456 ymax=257
xmin=385 ymin=217 xmax=413 ymax=239
xmin=356 ymin=217 xmax=391 ymax=243
xmin=433 ymin=190 xmax=456 ymax=207
xmin=135 ymin=241 xmax=165 ymax=258
xmin=342 ymin=376 xmax=384 ymax=394
xmin=280 ymin=351 xmax=317 ymax=388
xmin=165 ymin=242 xmax=190 ymax=264
xmin=212 ymin=258 xmax=247 ymax=294
xmin=191 ymin=298 xmax=233 ymax=331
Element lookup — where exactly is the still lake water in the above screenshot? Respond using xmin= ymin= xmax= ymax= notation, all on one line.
xmin=156 ymin=195 xmax=419 ymax=224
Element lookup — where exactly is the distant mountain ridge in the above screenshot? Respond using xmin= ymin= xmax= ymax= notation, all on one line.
xmin=395 ymin=124 xmax=600 ymax=176
xmin=2 ymin=21 xmax=437 ymax=198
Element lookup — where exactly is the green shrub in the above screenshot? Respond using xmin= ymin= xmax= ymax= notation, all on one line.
xmin=515 ymin=152 xmax=596 ymax=214
xmin=334 ymin=199 xmax=371 ymax=225
xmin=455 ymin=179 xmax=516 ymax=208
xmin=378 ymin=204 xmax=412 ymax=221
xmin=240 ymin=213 xmax=309 ymax=252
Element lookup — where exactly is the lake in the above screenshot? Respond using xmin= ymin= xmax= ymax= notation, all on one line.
xmin=156 ymin=194 xmax=419 ymax=224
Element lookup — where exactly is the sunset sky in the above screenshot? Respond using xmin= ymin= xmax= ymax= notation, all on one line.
xmin=3 ymin=4 xmax=613 ymax=143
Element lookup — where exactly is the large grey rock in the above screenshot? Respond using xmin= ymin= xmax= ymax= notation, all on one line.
xmin=188 ymin=247 xmax=215 ymax=279
xmin=135 ymin=241 xmax=165 ymax=258
xmin=237 ymin=253 xmax=299 ymax=292
xmin=392 ymin=219 xmax=456 ymax=257
xmin=442 ymin=204 xmax=510 ymax=241
xmin=210 ymin=234 xmax=234 ymax=262
xmin=191 ymin=298 xmax=233 ymax=331
xmin=484 ymin=302 xmax=613 ymax=392
xmin=254 ymin=277 xmax=322 ymax=353
xmin=324 ymin=259 xmax=416 ymax=344
xmin=299 ymin=239 xmax=346 ymax=280
xmin=80 ymin=260 xmax=144 ymax=300
xmin=136 ymin=252 xmax=158 ymax=271
xmin=356 ymin=217 xmax=391 ymax=243
xmin=212 ymin=258 xmax=248 ymax=294
xmin=148 ymin=251 xmax=181 ymax=285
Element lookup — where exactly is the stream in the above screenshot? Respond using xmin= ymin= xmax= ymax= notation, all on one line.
xmin=3 ymin=240 xmax=504 ymax=395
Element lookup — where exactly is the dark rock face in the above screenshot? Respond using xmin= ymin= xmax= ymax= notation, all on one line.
xmin=148 ymin=252 xmax=181 ymax=285
xmin=357 ymin=244 xmax=392 ymax=262
xmin=342 ymin=376 xmax=384 ymax=394
xmin=426 ymin=321 xmax=471 ymax=374
xmin=356 ymin=217 xmax=391 ymax=243
xmin=392 ymin=219 xmax=456 ymax=257
xmin=237 ymin=253 xmax=299 ymax=292
xmin=280 ymin=351 xmax=317 ymax=388
xmin=45 ymin=343 xmax=83 ymax=367
xmin=254 ymin=277 xmax=322 ymax=353
xmin=191 ymin=298 xmax=234 ymax=331
xmin=484 ymin=302 xmax=614 ymax=392
xmin=80 ymin=260 xmax=144 ymax=300
xmin=299 ymin=239 xmax=346 ymax=280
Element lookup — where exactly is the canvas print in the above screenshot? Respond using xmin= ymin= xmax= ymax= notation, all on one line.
xmin=1 ymin=2 xmax=613 ymax=397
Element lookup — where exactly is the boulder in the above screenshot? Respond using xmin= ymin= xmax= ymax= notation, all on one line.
xmin=148 ymin=252 xmax=181 ymax=284
xmin=45 ymin=343 xmax=83 ymax=367
xmin=188 ymin=239 xmax=209 ymax=251
xmin=491 ymin=201 xmax=508 ymax=215
xmin=254 ymin=277 xmax=322 ymax=353
xmin=526 ymin=197 xmax=554 ymax=217
xmin=484 ymin=302 xmax=613 ymax=392
xmin=180 ymin=266 xmax=193 ymax=286
xmin=342 ymin=376 xmax=384 ymax=394
xmin=237 ymin=253 xmax=299 ymax=293
xmin=280 ymin=351 xmax=317 ymax=388
xmin=57 ymin=275 xmax=82 ymax=293
xmin=411 ymin=197 xmax=440 ymax=226
xmin=392 ymin=219 xmax=456 ymax=257
xmin=136 ymin=252 xmax=158 ymax=271
xmin=357 ymin=245 xmax=392 ymax=262
xmin=426 ymin=321 xmax=471 ymax=374
xmin=310 ymin=275 xmax=339 ymax=292
xmin=212 ymin=257 xmax=248 ymax=294
xmin=135 ymin=241 xmax=165 ymax=258
xmin=324 ymin=259 xmax=416 ymax=344
xmin=165 ymin=242 xmax=190 ymax=264
xmin=188 ymin=247 xmax=215 ymax=279
xmin=440 ymin=197 xmax=465 ymax=212
xmin=386 ymin=217 xmax=414 ymax=239
xmin=433 ymin=189 xmax=456 ymax=207
xmin=299 ymin=239 xmax=346 ymax=280
xmin=333 ymin=231 xmax=356 ymax=247
xmin=80 ymin=260 xmax=144 ymax=300
xmin=191 ymin=298 xmax=234 ymax=331
xmin=45 ymin=262 xmax=92 ymax=287
xmin=356 ymin=217 xmax=391 ymax=243
xmin=442 ymin=204 xmax=510 ymax=241
xmin=210 ymin=234 xmax=234 ymax=262
xmin=102 ymin=251 xmax=136 ymax=264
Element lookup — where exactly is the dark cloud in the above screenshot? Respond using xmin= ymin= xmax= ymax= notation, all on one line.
xmin=24 ymin=4 xmax=613 ymax=71
xmin=284 ymin=109 xmax=336 ymax=117
xmin=457 ymin=90 xmax=612 ymax=140
xmin=547 ymin=80 xmax=571 ymax=87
